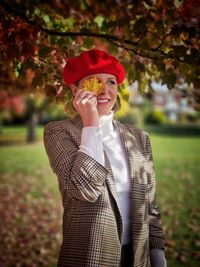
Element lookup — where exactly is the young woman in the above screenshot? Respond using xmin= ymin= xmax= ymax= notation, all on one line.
xmin=44 ymin=49 xmax=166 ymax=267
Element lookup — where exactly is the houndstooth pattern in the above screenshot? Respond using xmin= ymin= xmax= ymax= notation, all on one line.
xmin=43 ymin=115 xmax=165 ymax=267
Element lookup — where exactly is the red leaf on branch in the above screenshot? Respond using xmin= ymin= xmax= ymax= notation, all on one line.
xmin=114 ymin=26 xmax=125 ymax=39
xmin=18 ymin=28 xmax=30 ymax=41
xmin=94 ymin=38 xmax=109 ymax=52
xmin=26 ymin=68 xmax=35 ymax=85
xmin=20 ymin=41 xmax=36 ymax=60
xmin=10 ymin=96 xmax=24 ymax=113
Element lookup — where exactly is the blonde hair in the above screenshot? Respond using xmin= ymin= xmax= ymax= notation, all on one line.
xmin=112 ymin=94 xmax=121 ymax=113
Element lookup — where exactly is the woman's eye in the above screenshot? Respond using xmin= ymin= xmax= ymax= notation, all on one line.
xmin=107 ymin=80 xmax=116 ymax=85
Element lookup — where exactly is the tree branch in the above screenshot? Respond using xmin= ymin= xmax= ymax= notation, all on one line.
xmin=0 ymin=0 xmax=188 ymax=64
xmin=0 ymin=0 xmax=139 ymax=45
xmin=107 ymin=38 xmax=159 ymax=60
xmin=151 ymin=32 xmax=172 ymax=52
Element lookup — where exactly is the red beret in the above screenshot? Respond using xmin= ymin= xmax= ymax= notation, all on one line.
xmin=62 ymin=49 xmax=125 ymax=86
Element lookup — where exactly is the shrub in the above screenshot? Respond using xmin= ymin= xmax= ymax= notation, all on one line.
xmin=115 ymin=108 xmax=143 ymax=126
xmin=186 ymin=112 xmax=198 ymax=123
xmin=144 ymin=109 xmax=168 ymax=125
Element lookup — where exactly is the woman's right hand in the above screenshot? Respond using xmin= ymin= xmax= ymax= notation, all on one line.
xmin=73 ymin=89 xmax=99 ymax=127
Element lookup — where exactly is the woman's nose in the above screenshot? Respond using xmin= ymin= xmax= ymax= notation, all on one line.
xmin=98 ymin=83 xmax=108 ymax=95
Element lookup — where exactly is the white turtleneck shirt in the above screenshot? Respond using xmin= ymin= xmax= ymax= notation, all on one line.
xmin=79 ymin=112 xmax=132 ymax=245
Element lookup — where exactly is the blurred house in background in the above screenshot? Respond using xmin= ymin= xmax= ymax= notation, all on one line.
xmin=129 ymin=80 xmax=196 ymax=123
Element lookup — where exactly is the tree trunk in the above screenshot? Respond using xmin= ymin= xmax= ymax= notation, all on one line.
xmin=26 ymin=111 xmax=39 ymax=143
xmin=0 ymin=113 xmax=3 ymax=134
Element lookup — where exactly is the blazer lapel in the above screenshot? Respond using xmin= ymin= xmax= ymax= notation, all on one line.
xmin=113 ymin=120 xmax=147 ymax=185
xmin=104 ymin=151 xmax=122 ymax=210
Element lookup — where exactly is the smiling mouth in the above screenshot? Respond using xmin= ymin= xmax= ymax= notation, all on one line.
xmin=97 ymin=99 xmax=110 ymax=104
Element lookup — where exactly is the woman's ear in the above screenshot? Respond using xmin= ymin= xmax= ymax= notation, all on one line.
xmin=71 ymin=84 xmax=78 ymax=96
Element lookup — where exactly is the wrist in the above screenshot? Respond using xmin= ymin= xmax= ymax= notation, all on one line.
xmin=150 ymin=249 xmax=167 ymax=267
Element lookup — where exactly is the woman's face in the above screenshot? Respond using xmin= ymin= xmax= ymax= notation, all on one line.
xmin=75 ymin=73 xmax=118 ymax=117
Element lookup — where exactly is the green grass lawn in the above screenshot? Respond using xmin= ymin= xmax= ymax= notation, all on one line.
xmin=0 ymin=125 xmax=200 ymax=267
xmin=151 ymin=135 xmax=200 ymax=267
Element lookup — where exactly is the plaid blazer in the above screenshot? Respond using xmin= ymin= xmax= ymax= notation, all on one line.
xmin=44 ymin=115 xmax=165 ymax=267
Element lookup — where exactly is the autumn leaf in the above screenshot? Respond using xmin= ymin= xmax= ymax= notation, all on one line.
xmin=82 ymin=77 xmax=105 ymax=96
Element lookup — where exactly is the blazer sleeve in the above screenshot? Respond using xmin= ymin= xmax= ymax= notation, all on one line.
xmin=144 ymin=133 xmax=165 ymax=250
xmin=43 ymin=121 xmax=109 ymax=203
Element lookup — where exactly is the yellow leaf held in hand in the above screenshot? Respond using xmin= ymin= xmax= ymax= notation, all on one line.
xmin=82 ymin=77 xmax=105 ymax=96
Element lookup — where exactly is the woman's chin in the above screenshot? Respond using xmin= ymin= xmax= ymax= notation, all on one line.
xmin=98 ymin=109 xmax=111 ymax=117
xmin=97 ymin=105 xmax=113 ymax=116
